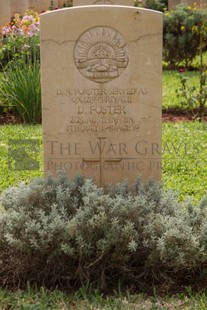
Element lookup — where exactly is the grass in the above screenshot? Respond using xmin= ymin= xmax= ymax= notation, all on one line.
xmin=0 ymin=124 xmax=43 ymax=191
xmin=0 ymin=69 xmax=207 ymax=307
xmin=162 ymin=121 xmax=207 ymax=202
xmin=0 ymin=122 xmax=207 ymax=203
xmin=1 ymin=285 xmax=207 ymax=309
xmin=162 ymin=52 xmax=207 ymax=110
xmin=0 ymin=285 xmax=71 ymax=310
xmin=162 ymin=70 xmax=200 ymax=110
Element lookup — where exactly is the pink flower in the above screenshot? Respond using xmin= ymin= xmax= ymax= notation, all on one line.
xmin=1 ymin=26 xmax=11 ymax=36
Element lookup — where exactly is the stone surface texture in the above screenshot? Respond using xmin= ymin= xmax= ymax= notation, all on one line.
xmin=10 ymin=0 xmax=29 ymax=17
xmin=40 ymin=6 xmax=163 ymax=187
xmin=0 ymin=0 xmax=11 ymax=28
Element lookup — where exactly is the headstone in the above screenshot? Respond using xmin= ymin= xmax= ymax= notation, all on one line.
xmin=10 ymin=0 xmax=29 ymax=17
xmin=0 ymin=0 xmax=11 ymax=28
xmin=73 ymin=0 xmax=134 ymax=5
xmin=29 ymin=0 xmax=52 ymax=13
xmin=58 ymin=0 xmax=65 ymax=7
xmin=0 ymin=0 xmax=64 ymax=27
xmin=40 ymin=5 xmax=162 ymax=187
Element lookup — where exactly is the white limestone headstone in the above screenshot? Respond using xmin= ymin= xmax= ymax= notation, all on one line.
xmin=40 ymin=5 xmax=163 ymax=187
xmin=0 ymin=0 xmax=11 ymax=28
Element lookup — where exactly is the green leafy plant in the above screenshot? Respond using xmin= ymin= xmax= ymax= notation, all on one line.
xmin=176 ymin=70 xmax=207 ymax=117
xmin=176 ymin=14 xmax=207 ymax=117
xmin=0 ymin=61 xmax=41 ymax=123
xmin=135 ymin=0 xmax=168 ymax=11
xmin=145 ymin=0 xmax=168 ymax=12
xmin=1 ymin=172 xmax=207 ymax=291
xmin=0 ymin=10 xmax=40 ymax=69
xmin=0 ymin=11 xmax=41 ymax=123
xmin=163 ymin=5 xmax=207 ymax=69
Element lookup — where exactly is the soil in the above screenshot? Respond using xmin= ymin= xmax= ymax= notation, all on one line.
xmin=0 ymin=113 xmax=19 ymax=125
xmin=162 ymin=113 xmax=207 ymax=122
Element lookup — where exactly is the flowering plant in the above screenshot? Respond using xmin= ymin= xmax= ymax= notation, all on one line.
xmin=0 ymin=11 xmax=41 ymax=123
xmin=0 ymin=10 xmax=40 ymax=68
xmin=2 ymin=11 xmax=39 ymax=38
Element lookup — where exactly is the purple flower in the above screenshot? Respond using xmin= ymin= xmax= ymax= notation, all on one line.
xmin=1 ymin=26 xmax=11 ymax=36
xmin=22 ymin=15 xmax=35 ymax=23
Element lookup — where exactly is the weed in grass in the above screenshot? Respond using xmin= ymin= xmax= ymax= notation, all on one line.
xmin=176 ymin=69 xmax=207 ymax=118
xmin=162 ymin=71 xmax=200 ymax=110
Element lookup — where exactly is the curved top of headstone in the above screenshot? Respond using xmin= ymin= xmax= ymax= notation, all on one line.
xmin=73 ymin=0 xmax=134 ymax=6
xmin=40 ymin=4 xmax=163 ymax=187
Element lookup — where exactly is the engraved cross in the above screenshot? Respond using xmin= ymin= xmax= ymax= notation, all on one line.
xmin=82 ymin=137 xmax=122 ymax=186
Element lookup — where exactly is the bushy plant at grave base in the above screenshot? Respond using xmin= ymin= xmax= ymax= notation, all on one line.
xmin=1 ymin=172 xmax=207 ymax=290
xmin=0 ymin=61 xmax=41 ymax=123
xmin=0 ymin=10 xmax=40 ymax=69
xmin=163 ymin=5 xmax=207 ymax=69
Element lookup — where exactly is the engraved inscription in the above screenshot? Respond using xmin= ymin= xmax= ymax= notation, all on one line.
xmin=57 ymin=88 xmax=138 ymax=104
xmin=55 ymin=87 xmax=151 ymax=133
xmin=66 ymin=116 xmax=140 ymax=133
xmin=74 ymin=27 xmax=129 ymax=83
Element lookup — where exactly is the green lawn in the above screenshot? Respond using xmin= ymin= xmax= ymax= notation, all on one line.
xmin=162 ymin=70 xmax=200 ymax=110
xmin=0 ymin=124 xmax=43 ymax=190
xmin=0 ymin=69 xmax=207 ymax=307
xmin=0 ymin=122 xmax=207 ymax=203
xmin=162 ymin=121 xmax=207 ymax=202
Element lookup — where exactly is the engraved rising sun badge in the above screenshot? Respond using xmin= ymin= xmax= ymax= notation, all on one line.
xmin=74 ymin=27 xmax=129 ymax=83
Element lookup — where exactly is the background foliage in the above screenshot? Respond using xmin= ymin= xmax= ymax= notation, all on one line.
xmin=163 ymin=5 xmax=207 ymax=69
xmin=0 ymin=62 xmax=41 ymax=123
xmin=0 ymin=11 xmax=41 ymax=123
xmin=0 ymin=10 xmax=40 ymax=68
xmin=0 ymin=7 xmax=206 ymax=122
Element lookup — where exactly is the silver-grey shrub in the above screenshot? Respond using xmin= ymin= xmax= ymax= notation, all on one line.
xmin=0 ymin=173 xmax=207 ymax=290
